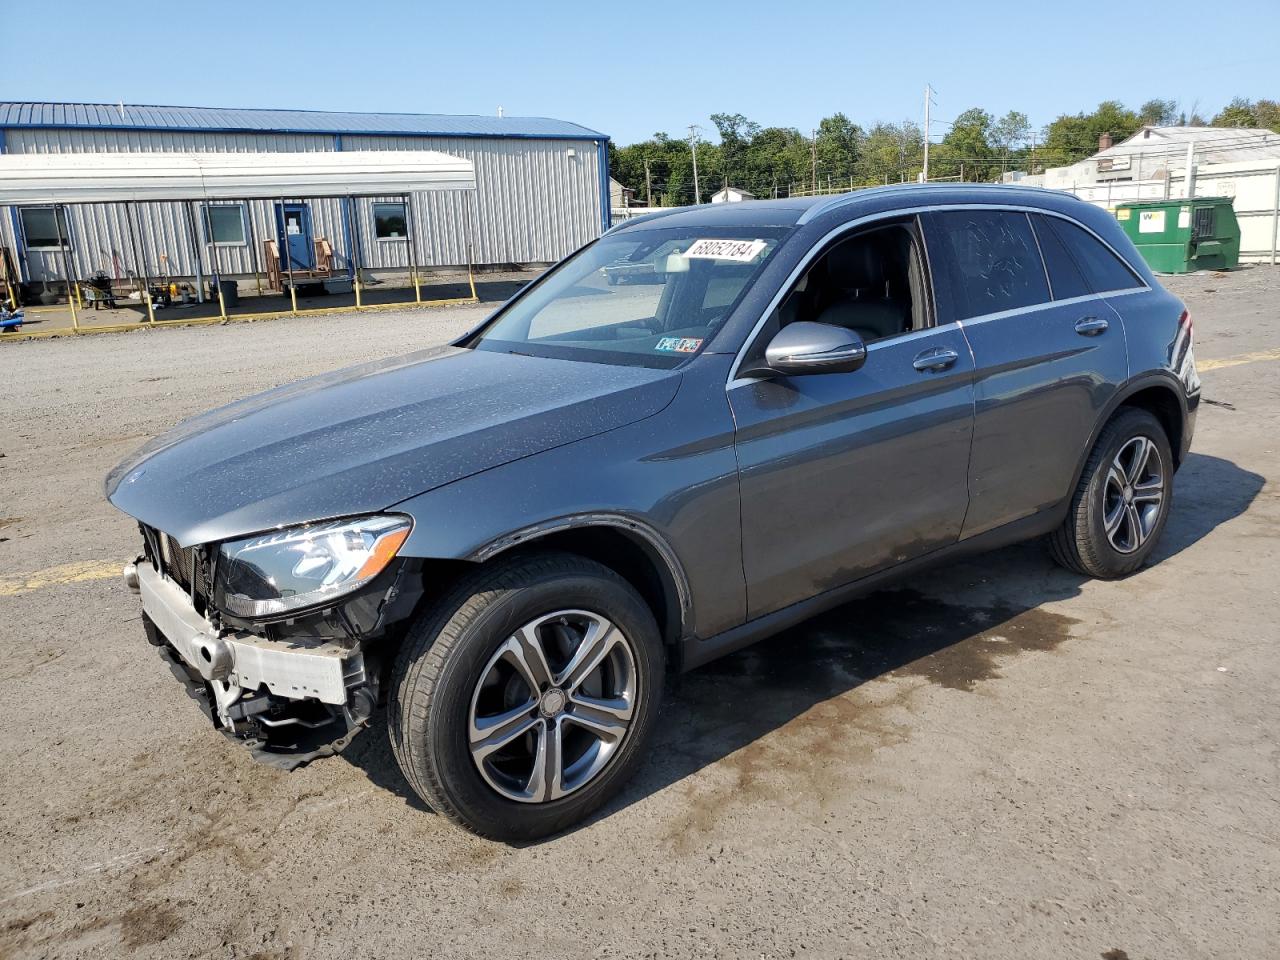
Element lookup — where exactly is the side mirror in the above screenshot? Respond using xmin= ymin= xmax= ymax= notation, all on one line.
xmin=754 ymin=321 xmax=868 ymax=377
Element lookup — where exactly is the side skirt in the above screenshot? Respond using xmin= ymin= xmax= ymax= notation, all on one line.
xmin=679 ymin=506 xmax=1064 ymax=673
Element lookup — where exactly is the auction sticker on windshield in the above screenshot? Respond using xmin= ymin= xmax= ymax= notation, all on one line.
xmin=683 ymin=238 xmax=768 ymax=262
xmin=656 ymin=337 xmax=703 ymax=353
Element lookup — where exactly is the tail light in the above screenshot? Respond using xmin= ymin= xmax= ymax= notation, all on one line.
xmin=1178 ymin=308 xmax=1192 ymax=337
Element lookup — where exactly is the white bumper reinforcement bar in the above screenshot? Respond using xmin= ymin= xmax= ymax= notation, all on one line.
xmin=135 ymin=561 xmax=354 ymax=706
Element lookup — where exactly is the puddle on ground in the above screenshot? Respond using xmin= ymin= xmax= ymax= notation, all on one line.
xmin=653 ymin=588 xmax=1081 ymax=847
xmin=693 ymin=587 xmax=1080 ymax=695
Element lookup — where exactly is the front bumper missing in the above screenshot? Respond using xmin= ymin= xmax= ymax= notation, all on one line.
xmin=133 ymin=560 xmax=371 ymax=769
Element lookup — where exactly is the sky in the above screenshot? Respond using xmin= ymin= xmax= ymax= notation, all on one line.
xmin=3 ymin=0 xmax=1276 ymax=145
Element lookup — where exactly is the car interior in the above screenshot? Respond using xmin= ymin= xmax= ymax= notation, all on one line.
xmin=777 ymin=220 xmax=930 ymax=344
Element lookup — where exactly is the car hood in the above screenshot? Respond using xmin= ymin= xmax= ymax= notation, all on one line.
xmin=106 ymin=346 xmax=680 ymax=547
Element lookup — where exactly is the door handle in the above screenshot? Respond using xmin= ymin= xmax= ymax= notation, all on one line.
xmin=912 ymin=347 xmax=959 ymax=372
xmin=1074 ymin=316 xmax=1109 ymax=336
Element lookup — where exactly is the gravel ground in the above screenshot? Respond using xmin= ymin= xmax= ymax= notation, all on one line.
xmin=0 ymin=268 xmax=1277 ymax=959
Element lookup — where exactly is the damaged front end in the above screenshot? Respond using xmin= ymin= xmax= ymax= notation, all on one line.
xmin=129 ymin=518 xmax=422 ymax=770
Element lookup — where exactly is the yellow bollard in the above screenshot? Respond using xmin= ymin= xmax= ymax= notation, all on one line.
xmin=354 ymin=275 xmax=363 ymax=309
xmin=413 ymin=271 xmax=421 ymax=304
xmin=467 ymin=261 xmax=477 ymax=301
xmin=289 ymin=284 xmax=298 ymax=315
xmin=217 ymin=282 xmax=228 ymax=320
xmin=145 ymin=291 xmax=156 ymax=325
xmin=68 ymin=284 xmax=80 ymax=331
xmin=5 ymin=282 xmax=16 ymax=310
xmin=255 ymin=272 xmax=263 ymax=297
xmin=74 ymin=281 xmax=83 ymax=310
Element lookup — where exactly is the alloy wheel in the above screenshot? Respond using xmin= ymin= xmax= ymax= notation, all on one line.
xmin=1103 ymin=435 xmax=1165 ymax=554
xmin=467 ymin=610 xmax=638 ymax=803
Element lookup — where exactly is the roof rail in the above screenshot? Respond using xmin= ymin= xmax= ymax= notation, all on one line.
xmin=795 ymin=182 xmax=1073 ymax=225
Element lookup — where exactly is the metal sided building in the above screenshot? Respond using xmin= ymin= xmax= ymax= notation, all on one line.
xmin=0 ymin=102 xmax=611 ymax=287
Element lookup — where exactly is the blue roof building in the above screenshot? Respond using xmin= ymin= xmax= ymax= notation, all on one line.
xmin=0 ymin=101 xmax=611 ymax=285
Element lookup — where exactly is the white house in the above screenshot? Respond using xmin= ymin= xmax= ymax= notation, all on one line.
xmin=1041 ymin=126 xmax=1280 ymax=188
xmin=1023 ymin=126 xmax=1280 ymax=263
xmin=710 ymin=186 xmax=755 ymax=204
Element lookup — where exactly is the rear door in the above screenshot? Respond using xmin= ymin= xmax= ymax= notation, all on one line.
xmin=923 ymin=208 xmax=1131 ymax=539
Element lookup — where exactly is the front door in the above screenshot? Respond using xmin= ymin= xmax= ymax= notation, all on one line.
xmin=729 ymin=221 xmax=975 ymax=620
xmin=731 ymin=328 xmax=976 ymax=619
xmin=276 ymin=203 xmax=314 ymax=271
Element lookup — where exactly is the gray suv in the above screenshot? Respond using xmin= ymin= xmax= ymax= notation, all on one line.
xmin=107 ymin=185 xmax=1199 ymax=840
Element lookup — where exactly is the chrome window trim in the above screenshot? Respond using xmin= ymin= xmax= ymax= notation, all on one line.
xmin=726 ymin=202 xmax=1150 ymax=387
xmin=954 ymin=287 xmax=1150 ymax=332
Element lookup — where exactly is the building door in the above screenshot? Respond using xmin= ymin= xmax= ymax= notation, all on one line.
xmin=276 ymin=203 xmax=315 ymax=271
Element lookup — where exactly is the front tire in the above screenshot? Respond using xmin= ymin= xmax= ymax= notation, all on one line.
xmin=1049 ymin=407 xmax=1173 ymax=578
xmin=389 ymin=552 xmax=664 ymax=841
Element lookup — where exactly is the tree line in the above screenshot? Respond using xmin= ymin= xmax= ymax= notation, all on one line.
xmin=610 ymin=97 xmax=1280 ymax=207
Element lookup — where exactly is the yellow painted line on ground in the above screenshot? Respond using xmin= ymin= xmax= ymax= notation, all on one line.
xmin=0 ymin=295 xmax=482 ymax=342
xmin=0 ymin=560 xmax=124 ymax=597
xmin=1198 ymin=347 xmax=1280 ymax=371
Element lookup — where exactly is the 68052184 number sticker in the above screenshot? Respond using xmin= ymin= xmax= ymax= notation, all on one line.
xmin=655 ymin=337 xmax=704 ymax=353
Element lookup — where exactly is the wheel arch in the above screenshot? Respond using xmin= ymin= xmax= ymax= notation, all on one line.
xmin=1118 ymin=381 xmax=1186 ymax=467
xmin=466 ymin=514 xmax=692 ymax=652
xmin=1070 ymin=372 xmax=1188 ymax=496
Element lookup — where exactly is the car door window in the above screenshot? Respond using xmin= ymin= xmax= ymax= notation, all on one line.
xmin=744 ymin=219 xmax=929 ymax=371
xmin=1044 ymin=217 xmax=1144 ymax=293
xmin=930 ymin=210 xmax=1050 ymax=320
xmin=1030 ymin=214 xmax=1091 ymax=301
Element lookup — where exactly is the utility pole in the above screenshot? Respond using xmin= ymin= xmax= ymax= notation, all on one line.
xmin=1184 ymin=138 xmax=1197 ymax=200
xmin=922 ymin=83 xmax=935 ymax=183
xmin=643 ymin=157 xmax=652 ymax=206
xmin=811 ymin=129 xmax=818 ymax=194
xmin=688 ymin=124 xmax=702 ymax=204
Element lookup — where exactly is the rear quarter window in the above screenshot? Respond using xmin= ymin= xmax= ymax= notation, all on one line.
xmin=928 ymin=210 xmax=1050 ymax=321
xmin=1045 ymin=217 xmax=1144 ymax=293
xmin=1030 ymin=214 xmax=1091 ymax=301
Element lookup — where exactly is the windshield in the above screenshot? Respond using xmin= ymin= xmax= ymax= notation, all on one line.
xmin=472 ymin=226 xmax=785 ymax=368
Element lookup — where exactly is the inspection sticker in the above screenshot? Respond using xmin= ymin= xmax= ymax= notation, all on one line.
xmin=656 ymin=337 xmax=703 ymax=353
xmin=683 ymin=238 xmax=767 ymax=262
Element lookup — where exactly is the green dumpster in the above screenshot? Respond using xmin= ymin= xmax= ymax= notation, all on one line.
xmin=1114 ymin=197 xmax=1240 ymax=273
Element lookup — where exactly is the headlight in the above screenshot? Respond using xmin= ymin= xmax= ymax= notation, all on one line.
xmin=217 ymin=514 xmax=412 ymax=618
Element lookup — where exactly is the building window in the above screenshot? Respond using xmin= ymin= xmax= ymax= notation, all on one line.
xmin=204 ymin=204 xmax=247 ymax=246
xmin=20 ymin=206 xmax=72 ymax=250
xmin=373 ymin=202 xmax=408 ymax=241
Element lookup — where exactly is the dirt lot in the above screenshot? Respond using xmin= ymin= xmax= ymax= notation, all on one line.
xmin=1 ymin=268 xmax=1277 ymax=959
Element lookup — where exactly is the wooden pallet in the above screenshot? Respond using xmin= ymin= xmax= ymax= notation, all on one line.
xmin=263 ymin=237 xmax=334 ymax=291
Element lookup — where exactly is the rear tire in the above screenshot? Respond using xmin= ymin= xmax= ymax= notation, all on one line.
xmin=388 ymin=552 xmax=664 ymax=841
xmin=1049 ymin=407 xmax=1173 ymax=578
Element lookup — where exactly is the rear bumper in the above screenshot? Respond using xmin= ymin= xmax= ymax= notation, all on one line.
xmin=1182 ymin=390 xmax=1199 ymax=464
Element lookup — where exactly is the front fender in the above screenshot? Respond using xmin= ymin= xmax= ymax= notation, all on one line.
xmin=389 ymin=355 xmax=747 ymax=640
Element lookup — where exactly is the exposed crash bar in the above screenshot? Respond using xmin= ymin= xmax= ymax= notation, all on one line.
xmin=135 ymin=562 xmax=354 ymax=705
